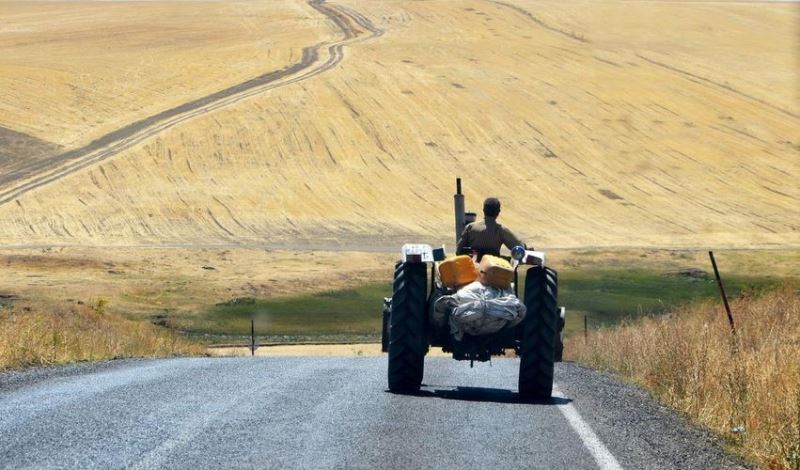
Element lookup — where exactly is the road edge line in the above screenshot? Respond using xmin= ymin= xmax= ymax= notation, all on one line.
xmin=553 ymin=384 xmax=624 ymax=470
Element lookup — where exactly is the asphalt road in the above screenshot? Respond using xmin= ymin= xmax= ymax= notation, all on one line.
xmin=0 ymin=358 xmax=748 ymax=469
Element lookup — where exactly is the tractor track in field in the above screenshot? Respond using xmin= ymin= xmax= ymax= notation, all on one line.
xmin=487 ymin=0 xmax=589 ymax=44
xmin=636 ymin=54 xmax=799 ymax=120
xmin=0 ymin=0 xmax=383 ymax=207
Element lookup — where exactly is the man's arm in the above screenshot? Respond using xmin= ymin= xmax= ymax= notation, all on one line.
xmin=501 ymin=226 xmax=527 ymax=251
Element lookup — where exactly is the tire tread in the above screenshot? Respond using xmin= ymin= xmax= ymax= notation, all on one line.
xmin=388 ymin=262 xmax=427 ymax=392
xmin=519 ymin=266 xmax=558 ymax=400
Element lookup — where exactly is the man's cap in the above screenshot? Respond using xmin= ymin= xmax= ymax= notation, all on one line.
xmin=483 ymin=197 xmax=501 ymax=216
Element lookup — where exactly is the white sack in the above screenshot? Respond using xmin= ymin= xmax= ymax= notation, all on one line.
xmin=435 ymin=281 xmax=526 ymax=340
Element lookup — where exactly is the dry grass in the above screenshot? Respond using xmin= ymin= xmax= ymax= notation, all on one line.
xmin=0 ymin=300 xmax=203 ymax=371
xmin=567 ymin=288 xmax=800 ymax=469
xmin=0 ymin=247 xmax=393 ymax=320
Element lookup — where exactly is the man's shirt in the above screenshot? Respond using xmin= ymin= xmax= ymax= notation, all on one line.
xmin=456 ymin=217 xmax=524 ymax=255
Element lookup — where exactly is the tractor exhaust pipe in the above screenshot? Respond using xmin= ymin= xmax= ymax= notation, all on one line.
xmin=454 ymin=177 xmax=465 ymax=246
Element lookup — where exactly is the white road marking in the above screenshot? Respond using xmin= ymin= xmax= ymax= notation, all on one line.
xmin=553 ymin=384 xmax=624 ymax=470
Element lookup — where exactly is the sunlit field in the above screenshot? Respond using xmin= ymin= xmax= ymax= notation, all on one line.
xmin=0 ymin=0 xmax=796 ymax=249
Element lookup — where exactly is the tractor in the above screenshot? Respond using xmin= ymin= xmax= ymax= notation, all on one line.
xmin=381 ymin=178 xmax=563 ymax=400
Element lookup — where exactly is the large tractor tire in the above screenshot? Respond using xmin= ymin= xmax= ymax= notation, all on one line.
xmin=519 ymin=266 xmax=558 ymax=400
xmin=387 ymin=262 xmax=428 ymax=392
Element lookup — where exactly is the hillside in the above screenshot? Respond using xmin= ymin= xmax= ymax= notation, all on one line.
xmin=0 ymin=0 xmax=797 ymax=250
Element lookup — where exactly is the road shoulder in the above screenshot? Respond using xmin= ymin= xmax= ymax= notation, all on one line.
xmin=556 ymin=362 xmax=752 ymax=469
xmin=0 ymin=358 xmax=166 ymax=395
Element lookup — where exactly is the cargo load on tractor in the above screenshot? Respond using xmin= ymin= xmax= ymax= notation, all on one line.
xmin=381 ymin=178 xmax=565 ymax=400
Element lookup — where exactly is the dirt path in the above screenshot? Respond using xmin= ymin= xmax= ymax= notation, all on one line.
xmin=0 ymin=0 xmax=383 ymax=207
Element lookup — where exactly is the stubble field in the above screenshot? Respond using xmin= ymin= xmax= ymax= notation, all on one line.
xmin=0 ymin=0 xmax=796 ymax=250
xmin=0 ymin=0 xmax=797 ymax=337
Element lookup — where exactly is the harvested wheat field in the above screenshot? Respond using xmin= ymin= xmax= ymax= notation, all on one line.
xmin=0 ymin=0 xmax=797 ymax=250
xmin=0 ymin=0 xmax=330 ymax=150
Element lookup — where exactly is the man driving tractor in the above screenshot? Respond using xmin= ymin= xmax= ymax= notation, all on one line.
xmin=383 ymin=180 xmax=560 ymax=399
xmin=456 ymin=197 xmax=526 ymax=258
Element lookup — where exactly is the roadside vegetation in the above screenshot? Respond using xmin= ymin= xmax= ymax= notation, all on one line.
xmin=557 ymin=267 xmax=786 ymax=337
xmin=0 ymin=300 xmax=202 ymax=371
xmin=199 ymin=268 xmax=787 ymax=343
xmin=566 ymin=287 xmax=800 ymax=469
xmin=195 ymin=283 xmax=388 ymax=343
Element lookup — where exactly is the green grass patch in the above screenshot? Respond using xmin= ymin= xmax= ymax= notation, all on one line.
xmin=192 ymin=267 xmax=796 ymax=341
xmin=557 ymin=269 xmax=793 ymax=337
xmin=192 ymin=284 xmax=389 ymax=339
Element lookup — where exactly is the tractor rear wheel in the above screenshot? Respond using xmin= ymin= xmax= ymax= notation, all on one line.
xmin=387 ymin=262 xmax=428 ymax=392
xmin=519 ymin=266 xmax=558 ymax=400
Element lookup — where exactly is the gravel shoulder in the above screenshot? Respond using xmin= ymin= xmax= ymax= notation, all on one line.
xmin=555 ymin=362 xmax=751 ymax=469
